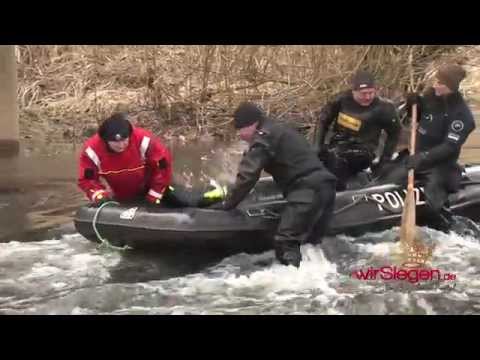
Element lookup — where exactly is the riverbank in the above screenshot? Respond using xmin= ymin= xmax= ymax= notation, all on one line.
xmin=17 ymin=45 xmax=473 ymax=150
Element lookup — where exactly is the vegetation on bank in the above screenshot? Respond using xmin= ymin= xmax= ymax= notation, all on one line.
xmin=17 ymin=45 xmax=470 ymax=144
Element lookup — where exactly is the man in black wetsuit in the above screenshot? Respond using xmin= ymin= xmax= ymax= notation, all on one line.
xmin=386 ymin=64 xmax=476 ymax=232
xmin=212 ymin=102 xmax=337 ymax=268
xmin=314 ymin=70 xmax=401 ymax=190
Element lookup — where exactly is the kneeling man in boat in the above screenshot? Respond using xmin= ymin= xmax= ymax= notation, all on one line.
xmin=77 ymin=112 xmax=224 ymax=208
xmin=314 ymin=70 xmax=401 ymax=190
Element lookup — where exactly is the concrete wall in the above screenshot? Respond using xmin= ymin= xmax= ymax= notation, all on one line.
xmin=0 ymin=45 xmax=19 ymax=156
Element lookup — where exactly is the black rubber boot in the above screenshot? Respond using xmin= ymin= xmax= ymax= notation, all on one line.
xmin=426 ymin=207 xmax=454 ymax=234
xmin=274 ymin=240 xmax=302 ymax=268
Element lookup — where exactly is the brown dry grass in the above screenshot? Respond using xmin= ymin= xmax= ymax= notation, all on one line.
xmin=16 ymin=45 xmax=470 ymax=144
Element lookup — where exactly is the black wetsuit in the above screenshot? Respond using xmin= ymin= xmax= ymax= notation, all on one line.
xmin=383 ymin=87 xmax=476 ymax=231
xmin=314 ymin=90 xmax=401 ymax=189
xmin=220 ymin=117 xmax=337 ymax=267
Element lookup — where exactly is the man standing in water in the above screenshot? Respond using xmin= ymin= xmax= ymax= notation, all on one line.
xmin=211 ymin=102 xmax=337 ymax=268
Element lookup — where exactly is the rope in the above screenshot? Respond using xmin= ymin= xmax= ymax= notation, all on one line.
xmin=245 ymin=192 xmax=396 ymax=219
xmin=333 ymin=196 xmax=364 ymax=215
xmin=334 ymin=194 xmax=402 ymax=215
xmin=256 ymin=208 xmax=280 ymax=219
xmin=92 ymin=201 xmax=132 ymax=252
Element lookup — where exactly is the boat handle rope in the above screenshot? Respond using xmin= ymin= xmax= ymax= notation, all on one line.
xmin=334 ymin=197 xmax=365 ymax=215
xmin=335 ymin=194 xmax=402 ymax=215
xmin=92 ymin=201 xmax=132 ymax=252
xmin=246 ymin=193 xmax=400 ymax=220
xmin=246 ymin=208 xmax=281 ymax=219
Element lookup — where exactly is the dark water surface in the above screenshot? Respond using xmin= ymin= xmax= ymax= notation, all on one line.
xmin=1 ymin=111 xmax=480 ymax=315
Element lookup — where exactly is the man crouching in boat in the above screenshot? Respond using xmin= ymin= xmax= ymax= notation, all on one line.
xmin=314 ymin=70 xmax=401 ymax=190
xmin=210 ymin=102 xmax=337 ymax=268
xmin=77 ymin=112 xmax=225 ymax=207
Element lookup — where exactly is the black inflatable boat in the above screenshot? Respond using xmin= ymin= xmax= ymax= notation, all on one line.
xmin=73 ymin=164 xmax=480 ymax=254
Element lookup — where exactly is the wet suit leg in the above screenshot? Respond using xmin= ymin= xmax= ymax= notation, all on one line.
xmin=324 ymin=150 xmax=350 ymax=191
xmin=378 ymin=158 xmax=459 ymax=233
xmin=422 ymin=165 xmax=462 ymax=233
xmin=324 ymin=146 xmax=373 ymax=191
xmin=274 ymin=172 xmax=336 ymax=267
xmin=306 ymin=182 xmax=336 ymax=244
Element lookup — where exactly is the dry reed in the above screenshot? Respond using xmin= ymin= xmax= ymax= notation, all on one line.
xmin=16 ymin=45 xmax=470 ymax=144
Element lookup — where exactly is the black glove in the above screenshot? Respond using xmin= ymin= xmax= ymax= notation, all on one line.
xmin=406 ymin=152 xmax=427 ymax=170
xmin=405 ymin=92 xmax=420 ymax=107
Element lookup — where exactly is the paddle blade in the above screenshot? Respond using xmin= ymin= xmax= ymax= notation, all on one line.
xmin=400 ymin=186 xmax=416 ymax=244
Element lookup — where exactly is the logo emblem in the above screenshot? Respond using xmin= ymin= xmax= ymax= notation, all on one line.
xmin=451 ymin=120 xmax=464 ymax=132
xmin=120 ymin=207 xmax=138 ymax=220
xmin=448 ymin=132 xmax=460 ymax=142
xmin=424 ymin=114 xmax=433 ymax=122
xmin=337 ymin=112 xmax=362 ymax=132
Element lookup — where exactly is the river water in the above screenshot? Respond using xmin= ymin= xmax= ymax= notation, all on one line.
xmin=1 ymin=115 xmax=480 ymax=315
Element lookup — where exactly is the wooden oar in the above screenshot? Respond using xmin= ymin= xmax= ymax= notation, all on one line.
xmin=399 ymin=103 xmax=418 ymax=246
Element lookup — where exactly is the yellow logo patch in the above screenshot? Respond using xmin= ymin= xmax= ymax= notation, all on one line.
xmin=337 ymin=112 xmax=362 ymax=132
